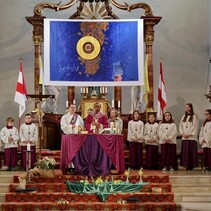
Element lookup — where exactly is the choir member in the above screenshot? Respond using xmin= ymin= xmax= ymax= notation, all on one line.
xmin=19 ymin=113 xmax=38 ymax=169
xmin=159 ymin=112 xmax=178 ymax=171
xmin=127 ymin=110 xmax=144 ymax=169
xmin=0 ymin=117 xmax=19 ymax=171
xmin=179 ymin=103 xmax=199 ymax=171
xmin=109 ymin=108 xmax=123 ymax=134
xmin=144 ymin=113 xmax=159 ymax=170
xmin=60 ymin=104 xmax=84 ymax=134
xmin=85 ymin=102 xmax=109 ymax=133
xmin=199 ymin=109 xmax=211 ymax=172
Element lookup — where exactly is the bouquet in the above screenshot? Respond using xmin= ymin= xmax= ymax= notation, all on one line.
xmin=36 ymin=156 xmax=56 ymax=170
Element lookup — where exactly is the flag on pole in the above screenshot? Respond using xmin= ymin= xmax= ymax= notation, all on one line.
xmin=138 ymin=54 xmax=150 ymax=112
xmin=39 ymin=55 xmax=45 ymax=94
xmin=14 ymin=59 xmax=27 ymax=118
xmin=130 ymin=54 xmax=150 ymax=113
xmin=157 ymin=59 xmax=167 ymax=119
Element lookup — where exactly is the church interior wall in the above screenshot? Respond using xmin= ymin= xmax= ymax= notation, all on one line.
xmin=0 ymin=0 xmax=210 ymax=130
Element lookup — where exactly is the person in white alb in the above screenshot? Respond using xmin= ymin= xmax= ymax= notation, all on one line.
xmin=20 ymin=113 xmax=38 ymax=169
xmin=60 ymin=104 xmax=84 ymax=134
xmin=1 ymin=117 xmax=19 ymax=171
xmin=159 ymin=112 xmax=178 ymax=171
xmin=199 ymin=109 xmax=211 ymax=172
xmin=179 ymin=103 xmax=199 ymax=171
xmin=144 ymin=113 xmax=159 ymax=170
xmin=127 ymin=110 xmax=144 ymax=169
xmin=109 ymin=108 xmax=123 ymax=134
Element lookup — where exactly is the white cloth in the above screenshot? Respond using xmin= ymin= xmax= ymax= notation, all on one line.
xmin=159 ymin=123 xmax=177 ymax=144
xmin=127 ymin=120 xmax=144 ymax=143
xmin=179 ymin=114 xmax=199 ymax=141
xmin=144 ymin=122 xmax=159 ymax=145
xmin=19 ymin=123 xmax=38 ymax=146
xmin=199 ymin=121 xmax=211 ymax=148
xmin=60 ymin=112 xmax=84 ymax=134
xmin=0 ymin=127 xmax=19 ymax=149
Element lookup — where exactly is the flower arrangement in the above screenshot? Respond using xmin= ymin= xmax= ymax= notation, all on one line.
xmin=36 ymin=156 xmax=56 ymax=170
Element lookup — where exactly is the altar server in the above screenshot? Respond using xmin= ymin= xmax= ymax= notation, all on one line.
xmin=127 ymin=110 xmax=144 ymax=169
xmin=0 ymin=117 xmax=19 ymax=171
xmin=85 ymin=102 xmax=108 ymax=133
xmin=109 ymin=108 xmax=123 ymax=134
xmin=144 ymin=114 xmax=159 ymax=170
xmin=20 ymin=113 xmax=38 ymax=169
xmin=61 ymin=104 xmax=84 ymax=134
xmin=179 ymin=103 xmax=199 ymax=171
xmin=199 ymin=109 xmax=211 ymax=172
xmin=159 ymin=112 xmax=178 ymax=171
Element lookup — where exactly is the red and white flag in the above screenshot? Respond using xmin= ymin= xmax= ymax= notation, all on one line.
xmin=14 ymin=59 xmax=27 ymax=118
xmin=157 ymin=59 xmax=167 ymax=119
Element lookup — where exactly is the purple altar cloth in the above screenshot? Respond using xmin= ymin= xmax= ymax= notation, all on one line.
xmin=60 ymin=134 xmax=125 ymax=176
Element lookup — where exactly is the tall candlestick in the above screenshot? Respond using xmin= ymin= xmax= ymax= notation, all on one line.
xmin=27 ymin=143 xmax=31 ymax=151
xmin=111 ymin=100 xmax=114 ymax=108
xmin=118 ymin=100 xmax=121 ymax=108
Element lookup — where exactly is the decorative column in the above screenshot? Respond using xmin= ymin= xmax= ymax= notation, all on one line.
xmin=25 ymin=16 xmax=45 ymax=94
xmin=114 ymin=86 xmax=121 ymax=110
xmin=67 ymin=86 xmax=75 ymax=106
xmin=141 ymin=16 xmax=162 ymax=111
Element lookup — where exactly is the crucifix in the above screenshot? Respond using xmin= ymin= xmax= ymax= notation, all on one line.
xmin=27 ymin=84 xmax=55 ymax=157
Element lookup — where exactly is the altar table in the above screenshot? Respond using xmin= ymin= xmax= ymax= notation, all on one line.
xmin=60 ymin=134 xmax=125 ymax=176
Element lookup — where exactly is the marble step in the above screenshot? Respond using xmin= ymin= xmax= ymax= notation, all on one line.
xmin=179 ymin=202 xmax=211 ymax=211
xmin=174 ymin=192 xmax=211 ymax=203
xmin=0 ymin=175 xmax=14 ymax=184
xmin=0 ymin=194 xmax=5 ymax=203
xmin=0 ymin=184 xmax=9 ymax=193
xmin=172 ymin=184 xmax=211 ymax=193
xmin=170 ymin=175 xmax=211 ymax=184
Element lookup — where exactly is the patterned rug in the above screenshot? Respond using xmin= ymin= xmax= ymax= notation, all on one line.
xmin=2 ymin=170 xmax=176 ymax=211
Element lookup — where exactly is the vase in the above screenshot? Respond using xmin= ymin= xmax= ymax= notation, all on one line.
xmin=39 ymin=169 xmax=55 ymax=178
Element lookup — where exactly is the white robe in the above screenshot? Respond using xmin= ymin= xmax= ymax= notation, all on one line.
xmin=0 ymin=127 xmax=19 ymax=149
xmin=19 ymin=123 xmax=38 ymax=146
xmin=199 ymin=121 xmax=211 ymax=148
xmin=159 ymin=123 xmax=177 ymax=144
xmin=144 ymin=122 xmax=159 ymax=146
xmin=179 ymin=114 xmax=199 ymax=141
xmin=60 ymin=112 xmax=84 ymax=134
xmin=127 ymin=120 xmax=144 ymax=143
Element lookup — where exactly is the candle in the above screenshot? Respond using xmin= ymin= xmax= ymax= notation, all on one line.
xmin=73 ymin=99 xmax=76 ymax=105
xmin=111 ymin=100 xmax=114 ymax=108
xmin=83 ymin=88 xmax=85 ymax=93
xmin=27 ymin=143 xmax=31 ymax=151
xmin=105 ymin=87 xmax=107 ymax=94
xmin=118 ymin=100 xmax=121 ymax=108
xmin=80 ymin=88 xmax=83 ymax=94
xmin=100 ymin=87 xmax=102 ymax=93
xmin=86 ymin=87 xmax=89 ymax=94
xmin=102 ymin=87 xmax=105 ymax=93
xmin=66 ymin=100 xmax=69 ymax=108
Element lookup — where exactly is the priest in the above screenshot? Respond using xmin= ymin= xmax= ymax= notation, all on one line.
xmin=85 ymin=102 xmax=109 ymax=133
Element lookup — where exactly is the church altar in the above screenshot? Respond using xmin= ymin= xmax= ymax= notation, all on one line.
xmin=60 ymin=134 xmax=125 ymax=176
